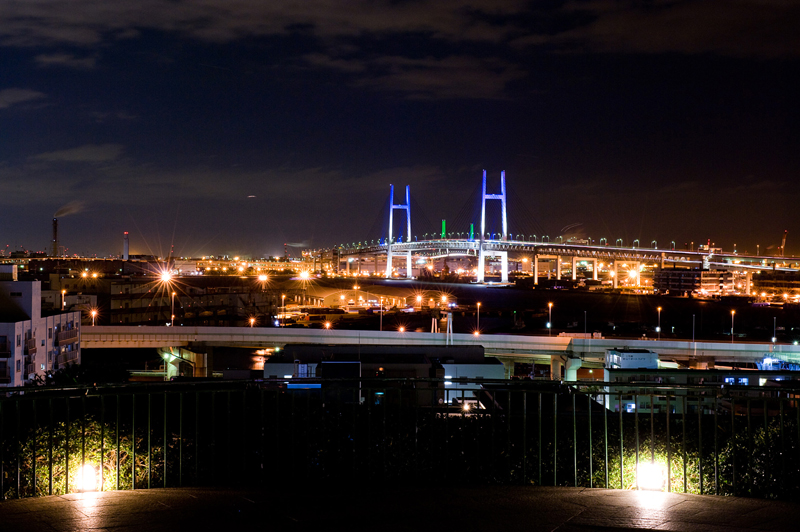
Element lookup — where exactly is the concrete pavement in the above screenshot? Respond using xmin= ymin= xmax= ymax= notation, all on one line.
xmin=1 ymin=486 xmax=798 ymax=531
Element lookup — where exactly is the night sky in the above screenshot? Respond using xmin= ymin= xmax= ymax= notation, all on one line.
xmin=2 ymin=1 xmax=798 ymax=259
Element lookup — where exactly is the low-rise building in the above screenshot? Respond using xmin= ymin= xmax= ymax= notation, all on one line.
xmin=1 ymin=266 xmax=81 ymax=387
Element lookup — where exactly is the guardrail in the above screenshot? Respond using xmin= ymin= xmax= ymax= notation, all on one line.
xmin=1 ymin=379 xmax=799 ymax=501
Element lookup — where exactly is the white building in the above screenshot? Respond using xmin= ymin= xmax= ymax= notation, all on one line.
xmin=1 ymin=266 xmax=81 ymax=387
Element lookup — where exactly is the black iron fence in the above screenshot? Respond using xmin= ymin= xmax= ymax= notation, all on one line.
xmin=2 ymin=378 xmax=800 ymax=500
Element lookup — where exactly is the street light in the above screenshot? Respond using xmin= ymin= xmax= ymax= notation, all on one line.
xmin=250 ymin=317 xmax=255 ymax=328
xmin=657 ymin=306 xmax=662 ymax=340
xmin=171 ymin=291 xmax=176 ymax=326
xmin=281 ymin=294 xmax=286 ymax=327
xmin=91 ymin=309 xmax=97 ymax=327
xmin=477 ymin=302 xmax=481 ymax=332
xmin=380 ymin=297 xmax=384 ymax=332
xmin=548 ymin=302 xmax=553 ymax=336
xmin=61 ymin=289 xmax=66 ymax=310
xmin=731 ymin=310 xmax=735 ymax=343
xmin=773 ymin=316 xmax=777 ymax=344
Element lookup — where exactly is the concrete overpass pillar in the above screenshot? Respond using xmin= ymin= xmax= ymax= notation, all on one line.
xmin=550 ymin=356 xmax=564 ymax=381
xmin=406 ymin=250 xmax=412 ymax=279
xmin=565 ymin=356 xmax=582 ymax=381
xmin=500 ymin=251 xmax=508 ymax=283
xmin=613 ymin=260 xmax=618 ymax=289
xmin=572 ymin=256 xmax=577 ymax=281
xmin=385 ymin=245 xmax=392 ymax=278
xmin=556 ymin=256 xmax=562 ymax=280
xmin=593 ymin=258 xmax=598 ymax=281
xmin=346 ymin=258 xmax=350 ymax=275
xmin=534 ymin=254 xmax=539 ymax=284
xmin=158 ymin=347 xmax=208 ymax=379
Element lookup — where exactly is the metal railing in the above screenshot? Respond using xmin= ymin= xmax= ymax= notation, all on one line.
xmin=24 ymin=338 xmax=36 ymax=356
xmin=1 ymin=378 xmax=799 ymax=501
xmin=56 ymin=329 xmax=79 ymax=346
xmin=56 ymin=351 xmax=79 ymax=366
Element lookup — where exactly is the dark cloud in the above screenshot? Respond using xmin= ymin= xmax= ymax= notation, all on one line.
xmin=33 ymin=144 xmax=124 ymax=163
xmin=35 ymin=52 xmax=96 ymax=69
xmin=0 ymin=88 xmax=46 ymax=108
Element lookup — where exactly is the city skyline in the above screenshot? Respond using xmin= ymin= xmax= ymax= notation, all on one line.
xmin=1 ymin=1 xmax=798 ymax=258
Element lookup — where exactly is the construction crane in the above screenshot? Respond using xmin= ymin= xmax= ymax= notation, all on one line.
xmin=781 ymin=229 xmax=788 ymax=257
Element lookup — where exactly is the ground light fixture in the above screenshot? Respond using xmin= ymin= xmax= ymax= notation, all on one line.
xmin=636 ymin=461 xmax=666 ymax=491
xmin=75 ymin=464 xmax=98 ymax=492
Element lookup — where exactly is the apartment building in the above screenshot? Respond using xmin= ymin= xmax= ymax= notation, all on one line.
xmin=0 ymin=266 xmax=81 ymax=387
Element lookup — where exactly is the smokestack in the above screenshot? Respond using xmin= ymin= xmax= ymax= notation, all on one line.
xmin=123 ymin=231 xmax=129 ymax=260
xmin=51 ymin=218 xmax=59 ymax=257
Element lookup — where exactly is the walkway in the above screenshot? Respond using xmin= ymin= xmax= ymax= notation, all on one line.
xmin=1 ymin=486 xmax=797 ymax=531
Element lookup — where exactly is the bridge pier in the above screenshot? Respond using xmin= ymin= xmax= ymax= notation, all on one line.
xmin=477 ymin=247 xmax=508 ymax=283
xmin=157 ymin=347 xmax=208 ymax=379
xmin=572 ymin=257 xmax=599 ymax=281
xmin=550 ymin=356 xmax=564 ymax=381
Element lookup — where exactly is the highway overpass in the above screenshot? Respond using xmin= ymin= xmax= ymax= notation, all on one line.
xmin=82 ymin=325 xmax=799 ymax=368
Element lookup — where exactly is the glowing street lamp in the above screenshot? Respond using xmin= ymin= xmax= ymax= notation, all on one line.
xmin=477 ymin=302 xmax=481 ymax=333
xmin=548 ymin=302 xmax=553 ymax=336
xmin=61 ymin=289 xmax=66 ymax=310
xmin=398 ymin=326 xmax=405 ymax=332
xmin=250 ymin=317 xmax=255 ymax=327
xmin=656 ymin=306 xmax=662 ymax=340
xmin=281 ymin=294 xmax=286 ymax=327
xmin=731 ymin=310 xmax=735 ymax=343
xmin=171 ymin=291 xmax=176 ymax=326
xmin=90 ymin=309 xmax=97 ymax=326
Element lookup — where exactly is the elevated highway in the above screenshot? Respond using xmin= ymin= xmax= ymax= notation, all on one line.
xmin=82 ymin=326 xmax=798 ymax=368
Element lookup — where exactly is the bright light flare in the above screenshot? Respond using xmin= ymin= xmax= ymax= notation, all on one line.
xmin=75 ymin=464 xmax=98 ymax=491
xmin=299 ymin=270 xmax=311 ymax=279
xmin=160 ymin=271 xmax=173 ymax=283
xmin=637 ymin=461 xmax=666 ymax=491
xmin=258 ymin=274 xmax=268 ymax=282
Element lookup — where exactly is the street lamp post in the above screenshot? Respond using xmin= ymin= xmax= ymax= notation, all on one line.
xmin=250 ymin=317 xmax=255 ymax=328
xmin=477 ymin=302 xmax=481 ymax=332
xmin=548 ymin=302 xmax=553 ymax=336
xmin=91 ymin=309 xmax=97 ymax=327
xmin=61 ymin=289 xmax=66 ymax=310
xmin=657 ymin=306 xmax=662 ymax=340
xmin=380 ymin=297 xmax=384 ymax=332
xmin=281 ymin=294 xmax=286 ymax=327
xmin=731 ymin=310 xmax=735 ymax=343
xmin=171 ymin=291 xmax=176 ymax=326
xmin=773 ymin=316 xmax=777 ymax=344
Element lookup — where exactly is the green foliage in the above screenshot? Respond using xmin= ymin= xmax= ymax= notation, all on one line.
xmin=4 ymin=417 xmax=166 ymax=498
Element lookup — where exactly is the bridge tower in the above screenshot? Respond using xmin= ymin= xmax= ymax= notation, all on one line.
xmin=386 ymin=184 xmax=412 ymax=279
xmin=477 ymin=170 xmax=509 ymax=283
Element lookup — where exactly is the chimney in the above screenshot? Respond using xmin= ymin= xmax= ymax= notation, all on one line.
xmin=123 ymin=231 xmax=129 ymax=260
xmin=51 ymin=218 xmax=59 ymax=257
